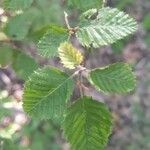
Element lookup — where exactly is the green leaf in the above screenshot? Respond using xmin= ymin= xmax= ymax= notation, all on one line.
xmin=30 ymin=24 xmax=54 ymax=42
xmin=67 ymin=0 xmax=103 ymax=11
xmin=4 ymin=14 xmax=32 ymax=40
xmin=28 ymin=0 xmax=64 ymax=32
xmin=76 ymin=7 xmax=137 ymax=48
xmin=0 ymin=44 xmax=13 ymax=66
xmin=37 ymin=25 xmax=68 ymax=57
xmin=63 ymin=96 xmax=112 ymax=150
xmin=88 ymin=63 xmax=136 ymax=93
xmin=2 ymin=0 xmax=33 ymax=10
xmin=0 ymin=107 xmax=11 ymax=120
xmin=0 ymin=139 xmax=19 ymax=150
xmin=12 ymin=51 xmax=38 ymax=80
xmin=142 ymin=13 xmax=150 ymax=31
xmin=58 ymin=42 xmax=83 ymax=69
xmin=80 ymin=8 xmax=98 ymax=20
xmin=23 ymin=66 xmax=74 ymax=120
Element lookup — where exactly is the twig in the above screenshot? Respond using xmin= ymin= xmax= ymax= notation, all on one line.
xmin=64 ymin=11 xmax=71 ymax=30
xmin=64 ymin=11 xmax=78 ymax=36
xmin=79 ymin=72 xmax=84 ymax=97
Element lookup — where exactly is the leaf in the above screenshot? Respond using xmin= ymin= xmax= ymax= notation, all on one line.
xmin=2 ymin=0 xmax=33 ymax=10
xmin=23 ymin=66 xmax=74 ymax=120
xmin=58 ymin=42 xmax=83 ymax=69
xmin=12 ymin=51 xmax=38 ymax=80
xmin=0 ymin=139 xmax=19 ymax=150
xmin=142 ymin=13 xmax=150 ymax=31
xmin=88 ymin=63 xmax=136 ymax=93
xmin=63 ymin=96 xmax=112 ymax=150
xmin=67 ymin=0 xmax=103 ymax=11
xmin=0 ymin=107 xmax=11 ymax=120
xmin=76 ymin=7 xmax=137 ymax=48
xmin=80 ymin=8 xmax=98 ymax=20
xmin=37 ymin=25 xmax=68 ymax=57
xmin=30 ymin=24 xmax=54 ymax=42
xmin=0 ymin=44 xmax=13 ymax=67
xmin=4 ymin=14 xmax=32 ymax=40
xmin=29 ymin=0 xmax=64 ymax=32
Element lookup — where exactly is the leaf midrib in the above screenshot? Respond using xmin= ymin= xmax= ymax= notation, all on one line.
xmin=25 ymin=75 xmax=73 ymax=114
xmin=81 ymin=99 xmax=92 ymax=150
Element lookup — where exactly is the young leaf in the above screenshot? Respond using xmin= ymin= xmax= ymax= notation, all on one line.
xmin=2 ymin=0 xmax=33 ymax=10
xmin=76 ymin=7 xmax=138 ymax=48
xmin=12 ymin=51 xmax=38 ymax=80
xmin=58 ymin=42 xmax=83 ymax=69
xmin=67 ymin=0 xmax=102 ymax=11
xmin=88 ymin=63 xmax=136 ymax=93
xmin=63 ymin=96 xmax=112 ymax=150
xmin=23 ymin=66 xmax=74 ymax=120
xmin=37 ymin=25 xmax=68 ymax=57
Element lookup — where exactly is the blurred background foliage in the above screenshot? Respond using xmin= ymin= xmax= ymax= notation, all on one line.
xmin=0 ymin=0 xmax=150 ymax=150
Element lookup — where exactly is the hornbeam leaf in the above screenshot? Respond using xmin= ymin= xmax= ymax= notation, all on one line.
xmin=88 ymin=63 xmax=136 ymax=93
xmin=23 ymin=66 xmax=74 ymax=120
xmin=37 ymin=25 xmax=68 ymax=57
xmin=63 ymin=96 xmax=112 ymax=150
xmin=58 ymin=42 xmax=83 ymax=69
xmin=76 ymin=7 xmax=138 ymax=48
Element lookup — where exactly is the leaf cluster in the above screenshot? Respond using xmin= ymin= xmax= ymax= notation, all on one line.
xmin=0 ymin=0 xmax=138 ymax=149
